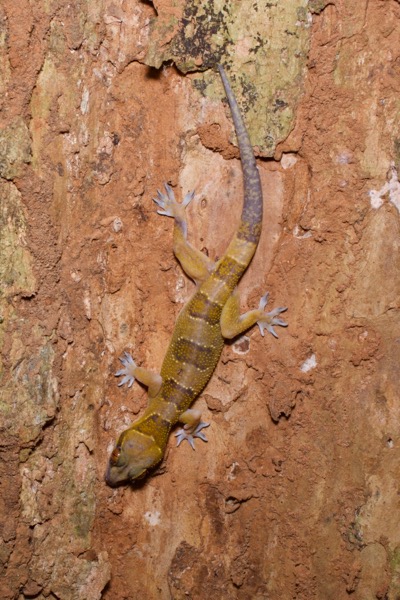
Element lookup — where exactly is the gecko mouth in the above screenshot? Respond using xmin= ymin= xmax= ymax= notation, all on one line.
xmin=104 ymin=463 xmax=129 ymax=487
xmin=104 ymin=462 xmax=148 ymax=487
xmin=104 ymin=465 xmax=122 ymax=487
xmin=132 ymin=470 xmax=147 ymax=481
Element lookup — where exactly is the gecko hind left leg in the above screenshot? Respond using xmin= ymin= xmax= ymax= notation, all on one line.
xmin=153 ymin=184 xmax=214 ymax=284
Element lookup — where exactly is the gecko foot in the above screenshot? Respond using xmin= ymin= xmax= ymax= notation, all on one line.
xmin=175 ymin=421 xmax=210 ymax=450
xmin=115 ymin=351 xmax=137 ymax=388
xmin=153 ymin=183 xmax=195 ymax=239
xmin=153 ymin=184 xmax=194 ymax=218
xmin=257 ymin=292 xmax=288 ymax=339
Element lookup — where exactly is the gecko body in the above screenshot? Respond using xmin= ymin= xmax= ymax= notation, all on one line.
xmin=105 ymin=65 xmax=287 ymax=486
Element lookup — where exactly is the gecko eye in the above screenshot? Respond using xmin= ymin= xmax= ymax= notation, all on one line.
xmin=110 ymin=446 xmax=122 ymax=465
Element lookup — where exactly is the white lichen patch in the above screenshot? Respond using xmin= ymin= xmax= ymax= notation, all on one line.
xmin=300 ymin=353 xmax=317 ymax=372
xmin=71 ymin=270 xmax=82 ymax=282
xmin=281 ymin=154 xmax=298 ymax=170
xmin=113 ymin=217 xmax=123 ymax=232
xmin=144 ymin=510 xmax=161 ymax=526
xmin=174 ymin=274 xmax=189 ymax=303
xmin=227 ymin=462 xmax=240 ymax=481
xmin=369 ymin=166 xmax=400 ymax=213
xmin=335 ymin=150 xmax=353 ymax=164
xmin=97 ymin=131 xmax=114 ymax=156
xmin=83 ymin=289 xmax=92 ymax=320
xmin=293 ymin=224 xmax=312 ymax=239
xmin=232 ymin=336 xmax=250 ymax=355
xmin=80 ymin=87 xmax=90 ymax=114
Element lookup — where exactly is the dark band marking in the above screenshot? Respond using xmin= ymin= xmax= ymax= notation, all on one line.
xmin=145 ymin=413 xmax=171 ymax=433
xmin=136 ymin=413 xmax=171 ymax=444
xmin=163 ymin=377 xmax=195 ymax=407
xmin=173 ymin=338 xmax=215 ymax=371
xmin=213 ymin=254 xmax=245 ymax=284
xmin=188 ymin=293 xmax=222 ymax=326
xmin=236 ymin=220 xmax=262 ymax=244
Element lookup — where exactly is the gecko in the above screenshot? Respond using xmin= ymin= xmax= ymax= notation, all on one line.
xmin=105 ymin=64 xmax=287 ymax=486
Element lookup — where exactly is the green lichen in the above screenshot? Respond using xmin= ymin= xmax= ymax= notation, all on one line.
xmin=144 ymin=0 xmax=310 ymax=155
xmin=49 ymin=18 xmax=68 ymax=58
xmin=0 ymin=13 xmax=11 ymax=99
xmin=0 ymin=119 xmax=32 ymax=180
xmin=390 ymin=546 xmax=400 ymax=570
xmin=72 ymin=488 xmax=97 ymax=540
xmin=170 ymin=1 xmax=229 ymax=72
xmin=393 ymin=139 xmax=400 ymax=172
xmin=388 ymin=547 xmax=400 ymax=596
xmin=0 ymin=181 xmax=36 ymax=298
xmin=9 ymin=338 xmax=58 ymax=444
xmin=308 ymin=0 xmax=331 ymax=14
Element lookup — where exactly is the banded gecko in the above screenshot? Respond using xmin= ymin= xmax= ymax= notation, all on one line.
xmin=105 ymin=65 xmax=287 ymax=486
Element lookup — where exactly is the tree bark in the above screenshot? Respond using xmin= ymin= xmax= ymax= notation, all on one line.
xmin=1 ymin=1 xmax=400 ymax=598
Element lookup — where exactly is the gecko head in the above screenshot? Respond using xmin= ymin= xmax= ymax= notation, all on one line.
xmin=105 ymin=429 xmax=163 ymax=487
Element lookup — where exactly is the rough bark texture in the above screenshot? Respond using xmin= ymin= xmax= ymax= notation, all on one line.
xmin=1 ymin=1 xmax=400 ymax=599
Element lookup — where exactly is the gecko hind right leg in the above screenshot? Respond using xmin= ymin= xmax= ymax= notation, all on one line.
xmin=220 ymin=290 xmax=287 ymax=340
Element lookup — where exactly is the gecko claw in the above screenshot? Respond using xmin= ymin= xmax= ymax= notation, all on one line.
xmin=175 ymin=421 xmax=210 ymax=450
xmin=115 ymin=352 xmax=137 ymax=388
xmin=182 ymin=189 xmax=195 ymax=207
xmin=257 ymin=293 xmax=288 ymax=338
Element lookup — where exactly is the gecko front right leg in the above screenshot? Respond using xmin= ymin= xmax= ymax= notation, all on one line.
xmin=175 ymin=408 xmax=210 ymax=449
xmin=115 ymin=352 xmax=162 ymax=398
